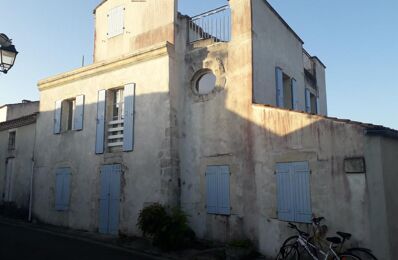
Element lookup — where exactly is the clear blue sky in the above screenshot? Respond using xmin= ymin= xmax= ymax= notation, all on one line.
xmin=0 ymin=0 xmax=397 ymax=129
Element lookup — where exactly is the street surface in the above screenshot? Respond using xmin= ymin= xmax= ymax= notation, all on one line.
xmin=0 ymin=223 xmax=158 ymax=260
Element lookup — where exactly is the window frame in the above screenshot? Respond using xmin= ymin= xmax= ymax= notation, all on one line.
xmin=8 ymin=130 xmax=16 ymax=150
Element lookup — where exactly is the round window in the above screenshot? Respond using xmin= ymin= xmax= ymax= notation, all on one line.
xmin=196 ymin=72 xmax=216 ymax=95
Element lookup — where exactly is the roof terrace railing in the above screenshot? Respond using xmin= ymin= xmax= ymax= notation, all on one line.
xmin=188 ymin=5 xmax=231 ymax=44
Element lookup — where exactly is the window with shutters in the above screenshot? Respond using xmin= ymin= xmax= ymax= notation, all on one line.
xmin=55 ymin=167 xmax=72 ymax=211
xmin=276 ymin=161 xmax=312 ymax=223
xmin=107 ymin=6 xmax=124 ymax=38
xmin=205 ymin=165 xmax=231 ymax=215
xmin=275 ymin=67 xmax=298 ymax=110
xmin=95 ymin=84 xmax=135 ymax=154
xmin=61 ymin=99 xmax=76 ymax=132
xmin=305 ymin=88 xmax=318 ymax=114
xmin=54 ymin=95 xmax=84 ymax=134
xmin=8 ymin=131 xmax=16 ymax=150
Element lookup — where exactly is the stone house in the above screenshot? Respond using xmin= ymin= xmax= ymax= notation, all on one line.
xmin=0 ymin=101 xmax=39 ymax=213
xmin=8 ymin=0 xmax=396 ymax=259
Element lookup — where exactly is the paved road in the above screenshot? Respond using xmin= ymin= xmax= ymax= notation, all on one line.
xmin=0 ymin=223 xmax=159 ymax=260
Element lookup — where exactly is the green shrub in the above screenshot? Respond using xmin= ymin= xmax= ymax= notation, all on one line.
xmin=137 ymin=203 xmax=169 ymax=237
xmin=137 ymin=203 xmax=196 ymax=251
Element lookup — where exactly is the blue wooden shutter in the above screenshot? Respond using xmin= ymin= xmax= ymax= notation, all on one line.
xmin=108 ymin=164 xmax=121 ymax=235
xmin=275 ymin=67 xmax=284 ymax=107
xmin=54 ymin=100 xmax=62 ymax=134
xmin=206 ymin=166 xmax=218 ymax=214
xmin=96 ymin=90 xmax=106 ymax=154
xmin=55 ymin=169 xmax=64 ymax=210
xmin=276 ymin=163 xmax=295 ymax=222
xmin=55 ymin=168 xmax=71 ymax=211
xmin=123 ymin=83 xmax=135 ymax=152
xmin=316 ymin=97 xmax=320 ymax=115
xmin=305 ymin=89 xmax=311 ymax=113
xmin=61 ymin=168 xmax=71 ymax=210
xmin=73 ymin=95 xmax=85 ymax=131
xmin=291 ymin=78 xmax=299 ymax=110
xmin=217 ymin=166 xmax=231 ymax=215
xmin=292 ymin=162 xmax=312 ymax=223
xmin=99 ymin=165 xmax=111 ymax=234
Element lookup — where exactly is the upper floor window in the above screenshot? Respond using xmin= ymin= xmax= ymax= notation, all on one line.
xmin=305 ymin=89 xmax=319 ymax=114
xmin=8 ymin=131 xmax=16 ymax=150
xmin=107 ymin=88 xmax=125 ymax=150
xmin=95 ymin=84 xmax=136 ymax=154
xmin=108 ymin=6 xmax=125 ymax=38
xmin=62 ymin=98 xmax=76 ymax=132
xmin=275 ymin=67 xmax=298 ymax=110
xmin=54 ymin=95 xmax=85 ymax=134
xmin=112 ymin=89 xmax=124 ymax=121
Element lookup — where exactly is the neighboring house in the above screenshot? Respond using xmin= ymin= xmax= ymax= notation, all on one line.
xmin=29 ymin=0 xmax=397 ymax=259
xmin=0 ymin=101 xmax=39 ymax=212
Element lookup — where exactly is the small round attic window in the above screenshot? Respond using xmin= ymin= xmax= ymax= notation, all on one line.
xmin=196 ymin=72 xmax=216 ymax=95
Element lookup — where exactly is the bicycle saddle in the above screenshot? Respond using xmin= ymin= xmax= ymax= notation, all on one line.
xmin=326 ymin=237 xmax=342 ymax=244
xmin=337 ymin=231 xmax=352 ymax=240
xmin=312 ymin=217 xmax=325 ymax=224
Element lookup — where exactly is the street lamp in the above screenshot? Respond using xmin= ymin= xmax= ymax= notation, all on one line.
xmin=0 ymin=33 xmax=18 ymax=74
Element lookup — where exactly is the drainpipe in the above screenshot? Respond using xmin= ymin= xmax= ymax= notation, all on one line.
xmin=28 ymin=113 xmax=39 ymax=222
xmin=28 ymin=158 xmax=34 ymax=222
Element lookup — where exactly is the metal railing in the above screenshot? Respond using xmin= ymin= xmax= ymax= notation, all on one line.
xmin=107 ymin=119 xmax=124 ymax=148
xmin=188 ymin=5 xmax=231 ymax=43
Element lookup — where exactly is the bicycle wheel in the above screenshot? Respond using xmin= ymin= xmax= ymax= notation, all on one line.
xmin=276 ymin=245 xmax=300 ymax=260
xmin=345 ymin=248 xmax=377 ymax=260
xmin=282 ymin=235 xmax=299 ymax=247
xmin=338 ymin=253 xmax=361 ymax=260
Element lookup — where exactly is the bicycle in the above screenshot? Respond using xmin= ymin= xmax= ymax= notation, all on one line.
xmin=276 ymin=223 xmax=360 ymax=260
xmin=281 ymin=217 xmax=377 ymax=260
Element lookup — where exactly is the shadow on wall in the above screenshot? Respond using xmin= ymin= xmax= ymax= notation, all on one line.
xmin=32 ymin=88 xmax=384 ymax=256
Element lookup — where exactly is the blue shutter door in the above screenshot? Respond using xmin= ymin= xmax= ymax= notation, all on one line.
xmin=276 ymin=163 xmax=295 ymax=222
xmin=108 ymin=164 xmax=121 ymax=235
xmin=54 ymin=100 xmax=62 ymax=134
xmin=99 ymin=164 xmax=121 ymax=234
xmin=123 ymin=83 xmax=135 ymax=152
xmin=55 ymin=169 xmax=64 ymax=210
xmin=316 ymin=97 xmax=320 ymax=115
xmin=291 ymin=79 xmax=299 ymax=110
xmin=74 ymin=95 xmax=85 ymax=131
xmin=206 ymin=166 xmax=218 ymax=214
xmin=292 ymin=162 xmax=312 ymax=223
xmin=275 ymin=67 xmax=284 ymax=107
xmin=61 ymin=168 xmax=71 ymax=210
xmin=95 ymin=90 xmax=106 ymax=154
xmin=305 ymin=89 xmax=311 ymax=113
xmin=99 ymin=165 xmax=111 ymax=234
xmin=217 ymin=166 xmax=230 ymax=215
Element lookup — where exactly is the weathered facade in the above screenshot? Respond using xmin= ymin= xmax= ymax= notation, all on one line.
xmin=24 ymin=0 xmax=398 ymax=259
xmin=0 ymin=101 xmax=39 ymax=212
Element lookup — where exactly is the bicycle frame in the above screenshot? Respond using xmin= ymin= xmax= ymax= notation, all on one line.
xmin=297 ymin=235 xmax=339 ymax=260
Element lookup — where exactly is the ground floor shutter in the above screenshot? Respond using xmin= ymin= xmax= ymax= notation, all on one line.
xmin=276 ymin=161 xmax=312 ymax=223
xmin=55 ymin=168 xmax=71 ymax=211
xmin=206 ymin=165 xmax=231 ymax=215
